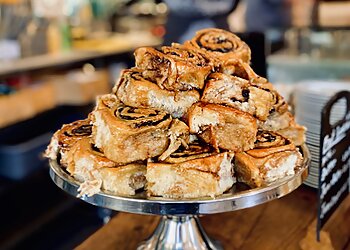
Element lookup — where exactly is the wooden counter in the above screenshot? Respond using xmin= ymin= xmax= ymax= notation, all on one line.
xmin=77 ymin=186 xmax=350 ymax=250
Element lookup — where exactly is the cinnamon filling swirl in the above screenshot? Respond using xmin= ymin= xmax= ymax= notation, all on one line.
xmin=114 ymin=106 xmax=171 ymax=129
xmin=129 ymin=70 xmax=145 ymax=81
xmin=254 ymin=130 xmax=286 ymax=149
xmin=161 ymin=44 xmax=211 ymax=68
xmin=168 ymin=142 xmax=212 ymax=159
xmin=57 ymin=120 xmax=92 ymax=150
xmin=197 ymin=35 xmax=236 ymax=53
xmin=64 ymin=124 xmax=92 ymax=137
xmin=186 ymin=28 xmax=251 ymax=63
xmin=247 ymin=130 xmax=296 ymax=159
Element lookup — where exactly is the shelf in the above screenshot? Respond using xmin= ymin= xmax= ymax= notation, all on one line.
xmin=0 ymin=32 xmax=161 ymax=76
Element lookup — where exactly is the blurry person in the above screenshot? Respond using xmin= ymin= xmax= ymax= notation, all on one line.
xmin=163 ymin=0 xmax=239 ymax=45
xmin=245 ymin=0 xmax=292 ymax=53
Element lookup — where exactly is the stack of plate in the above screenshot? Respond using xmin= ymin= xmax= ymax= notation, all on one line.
xmin=294 ymin=80 xmax=350 ymax=188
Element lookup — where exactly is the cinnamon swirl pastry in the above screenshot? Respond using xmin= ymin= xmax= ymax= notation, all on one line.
xmin=65 ymin=138 xmax=146 ymax=197
xmin=258 ymin=111 xmax=306 ymax=146
xmin=201 ymin=73 xmax=275 ymax=121
xmin=45 ymin=119 xmax=92 ymax=166
xmin=113 ymin=69 xmax=200 ymax=118
xmin=146 ymin=142 xmax=235 ymax=198
xmin=187 ymin=103 xmax=257 ymax=151
xmin=185 ymin=28 xmax=251 ymax=64
xmin=259 ymin=111 xmax=293 ymax=131
xmin=217 ymin=59 xmax=288 ymax=114
xmin=91 ymin=95 xmax=189 ymax=164
xmin=277 ymin=124 xmax=306 ymax=147
xmin=134 ymin=45 xmax=212 ymax=91
xmin=220 ymin=58 xmax=266 ymax=84
xmin=234 ymin=131 xmax=302 ymax=188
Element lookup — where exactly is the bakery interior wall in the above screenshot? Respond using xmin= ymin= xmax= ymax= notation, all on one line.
xmin=0 ymin=0 xmax=349 ymax=248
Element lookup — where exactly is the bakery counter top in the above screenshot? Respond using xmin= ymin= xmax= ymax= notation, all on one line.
xmin=76 ymin=186 xmax=350 ymax=250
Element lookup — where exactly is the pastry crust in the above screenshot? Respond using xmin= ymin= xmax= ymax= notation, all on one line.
xmin=91 ymin=94 xmax=189 ymax=164
xmin=45 ymin=113 xmax=147 ymax=197
xmin=220 ymin=58 xmax=266 ymax=84
xmin=216 ymin=59 xmax=288 ymax=114
xmin=234 ymin=131 xmax=302 ymax=188
xmin=45 ymin=119 xmax=92 ymax=165
xmin=113 ymin=69 xmax=200 ymax=118
xmin=65 ymin=138 xmax=146 ymax=197
xmin=201 ymin=73 xmax=275 ymax=120
xmin=259 ymin=111 xmax=306 ymax=146
xmin=277 ymin=123 xmax=306 ymax=146
xmin=146 ymin=142 xmax=235 ymax=198
xmin=134 ymin=45 xmax=212 ymax=91
xmin=187 ymin=103 xmax=257 ymax=151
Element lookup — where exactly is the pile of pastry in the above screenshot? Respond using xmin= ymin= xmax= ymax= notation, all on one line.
xmin=45 ymin=28 xmax=306 ymax=199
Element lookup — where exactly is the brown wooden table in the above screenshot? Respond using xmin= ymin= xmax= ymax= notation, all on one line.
xmin=77 ymin=186 xmax=350 ymax=250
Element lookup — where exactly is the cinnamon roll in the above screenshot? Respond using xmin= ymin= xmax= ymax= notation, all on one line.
xmin=91 ymin=95 xmax=189 ymax=164
xmin=185 ymin=28 xmax=251 ymax=64
xmin=187 ymin=103 xmax=257 ymax=151
xmin=113 ymin=69 xmax=200 ymax=118
xmin=259 ymin=111 xmax=292 ymax=131
xmin=65 ymin=138 xmax=146 ymax=197
xmin=134 ymin=45 xmax=212 ymax=91
xmin=277 ymin=124 xmax=306 ymax=147
xmin=234 ymin=131 xmax=302 ymax=188
xmin=45 ymin=115 xmax=147 ymax=197
xmin=258 ymin=111 xmax=306 ymax=146
xmin=45 ymin=119 xmax=92 ymax=166
xmin=201 ymin=73 xmax=275 ymax=121
xmin=220 ymin=58 xmax=266 ymax=84
xmin=146 ymin=142 xmax=235 ymax=198
xmin=217 ymin=59 xmax=288 ymax=114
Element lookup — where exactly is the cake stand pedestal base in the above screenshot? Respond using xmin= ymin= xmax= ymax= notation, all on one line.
xmin=137 ymin=215 xmax=223 ymax=250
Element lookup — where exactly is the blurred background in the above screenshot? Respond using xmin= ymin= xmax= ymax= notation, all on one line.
xmin=0 ymin=0 xmax=349 ymax=249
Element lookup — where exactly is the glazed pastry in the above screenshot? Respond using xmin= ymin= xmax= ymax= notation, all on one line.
xmin=65 ymin=138 xmax=146 ymax=197
xmin=258 ymin=111 xmax=306 ymax=146
xmin=146 ymin=142 xmax=235 ymax=198
xmin=91 ymin=94 xmax=189 ymax=164
xmin=185 ymin=28 xmax=251 ymax=64
xmin=113 ymin=69 xmax=200 ymax=118
xmin=187 ymin=102 xmax=257 ymax=151
xmin=45 ymin=119 xmax=92 ymax=166
xmin=201 ymin=73 xmax=275 ymax=121
xmin=234 ymin=131 xmax=302 ymax=188
xmin=134 ymin=45 xmax=212 ymax=91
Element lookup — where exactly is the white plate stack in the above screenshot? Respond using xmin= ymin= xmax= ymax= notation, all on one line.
xmin=294 ymin=80 xmax=350 ymax=188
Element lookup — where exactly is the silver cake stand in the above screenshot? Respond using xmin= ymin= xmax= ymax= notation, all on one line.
xmin=49 ymin=145 xmax=310 ymax=250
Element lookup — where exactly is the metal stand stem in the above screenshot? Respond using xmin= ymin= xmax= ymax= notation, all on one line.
xmin=137 ymin=215 xmax=223 ymax=250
